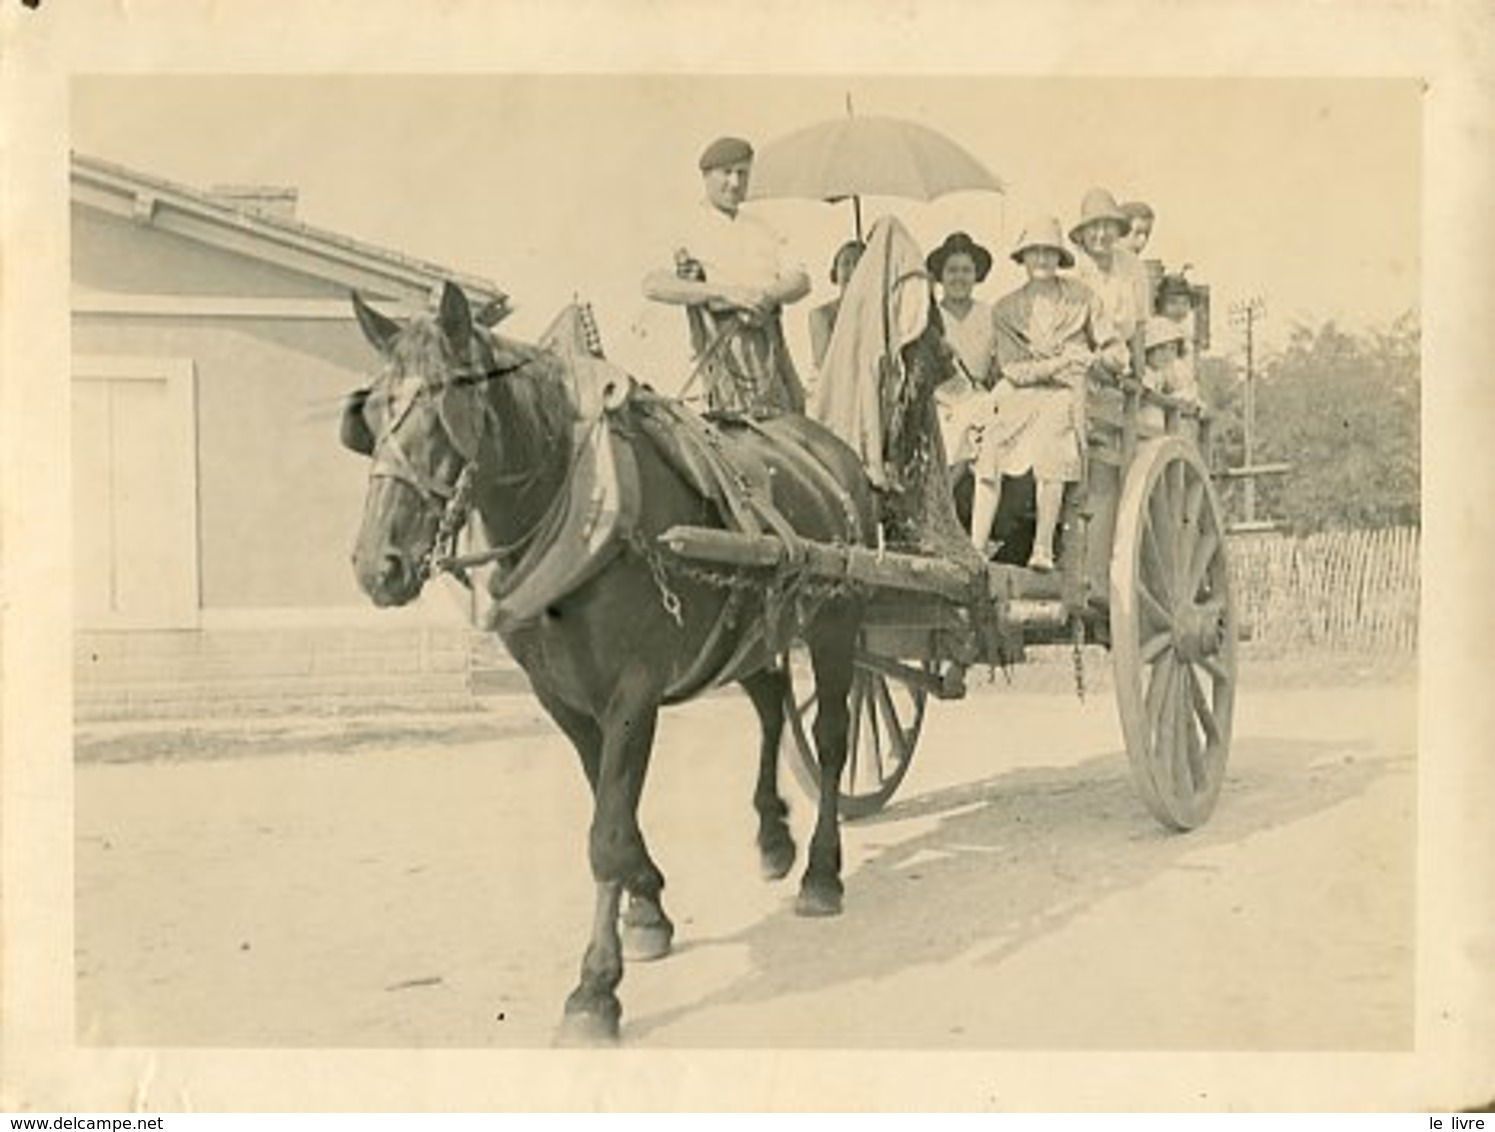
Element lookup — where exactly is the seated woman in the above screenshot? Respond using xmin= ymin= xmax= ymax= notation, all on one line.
xmin=1071 ymin=187 xmax=1151 ymax=379
xmin=972 ymin=217 xmax=1126 ymax=571
xmin=925 ymin=231 xmax=999 ymax=470
xmin=808 ymin=240 xmax=866 ymax=373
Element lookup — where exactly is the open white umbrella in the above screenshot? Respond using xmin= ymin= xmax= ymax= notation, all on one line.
xmin=748 ymin=109 xmax=1004 ymax=241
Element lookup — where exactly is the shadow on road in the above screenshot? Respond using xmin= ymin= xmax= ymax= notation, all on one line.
xmin=627 ymin=733 xmax=1404 ymax=1042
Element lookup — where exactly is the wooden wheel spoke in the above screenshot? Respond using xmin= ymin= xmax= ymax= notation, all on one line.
xmin=1186 ymin=530 xmax=1221 ymax=602
xmin=1141 ymin=509 xmax=1175 ymax=605
xmin=1152 ymin=658 xmax=1179 ymax=796
xmin=873 ymin=678 xmax=910 ymax=758
xmin=1172 ymin=475 xmax=1207 ymax=592
xmin=863 ymin=682 xmax=887 ymax=784
xmin=1199 ymin=652 xmax=1232 ymax=686
xmin=1139 ymin=581 xmax=1173 ymax=631
xmin=1186 ymin=662 xmax=1223 ymax=746
xmin=1183 ymin=474 xmax=1206 ymax=532
xmin=844 ymin=677 xmax=865 ymax=789
xmin=864 ymin=677 xmax=883 ymax=748
xmin=1146 ymin=488 xmax=1175 ymax=571
xmin=1173 ymin=662 xmax=1198 ymax=794
xmin=1145 ymin=652 xmax=1175 ymax=749
xmin=1140 ymin=628 xmax=1173 ymax=664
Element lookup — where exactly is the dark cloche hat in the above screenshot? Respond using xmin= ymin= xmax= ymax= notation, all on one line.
xmin=926 ymin=231 xmax=994 ymax=283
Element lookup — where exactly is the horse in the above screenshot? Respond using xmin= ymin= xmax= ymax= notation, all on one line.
xmin=341 ymin=279 xmax=954 ymax=1044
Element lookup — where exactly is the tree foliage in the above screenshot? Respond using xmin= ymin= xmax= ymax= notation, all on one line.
xmin=1212 ymin=313 xmax=1420 ymax=533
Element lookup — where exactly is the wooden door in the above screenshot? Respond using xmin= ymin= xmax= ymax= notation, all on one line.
xmin=72 ymin=357 xmax=200 ymax=629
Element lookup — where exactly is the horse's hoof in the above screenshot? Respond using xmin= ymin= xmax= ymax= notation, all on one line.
xmin=555 ymin=1005 xmax=621 ymax=1047
xmin=621 ymin=920 xmax=674 ymax=962
xmin=795 ymin=882 xmax=844 ymax=918
xmin=759 ymin=840 xmax=796 ymax=881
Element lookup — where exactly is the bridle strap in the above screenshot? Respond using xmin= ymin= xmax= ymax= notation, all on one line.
xmin=365 ymin=339 xmax=573 ymax=590
xmin=370 ymin=425 xmax=459 ymax=506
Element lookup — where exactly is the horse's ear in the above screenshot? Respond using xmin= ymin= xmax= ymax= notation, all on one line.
xmin=352 ymin=292 xmax=400 ymax=354
xmin=437 ymin=282 xmax=473 ymax=348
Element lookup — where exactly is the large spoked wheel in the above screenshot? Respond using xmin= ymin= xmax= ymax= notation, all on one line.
xmin=781 ymin=641 xmax=930 ymax=820
xmin=1110 ymin=437 xmax=1238 ymax=830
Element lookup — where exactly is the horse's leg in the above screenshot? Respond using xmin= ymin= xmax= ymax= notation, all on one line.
xmin=797 ymin=611 xmax=857 ymax=918
xmin=534 ymin=684 xmax=672 ymax=966
xmin=558 ymin=672 xmax=669 ymax=1045
xmin=740 ymin=666 xmax=796 ymax=880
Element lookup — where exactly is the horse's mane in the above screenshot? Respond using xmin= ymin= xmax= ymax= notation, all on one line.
xmin=471 ymin=327 xmax=577 ymax=473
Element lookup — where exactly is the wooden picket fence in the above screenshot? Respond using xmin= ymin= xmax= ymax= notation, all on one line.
xmin=1228 ymin=526 xmax=1420 ymax=654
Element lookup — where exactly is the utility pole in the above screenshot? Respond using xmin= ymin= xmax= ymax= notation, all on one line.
xmin=1229 ymin=296 xmax=1267 ymax=523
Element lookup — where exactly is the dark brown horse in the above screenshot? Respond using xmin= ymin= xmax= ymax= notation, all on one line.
xmin=342 ymin=281 xmax=953 ymax=1043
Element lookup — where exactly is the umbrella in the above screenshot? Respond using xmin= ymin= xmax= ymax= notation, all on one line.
xmin=748 ymin=110 xmax=1004 ymax=241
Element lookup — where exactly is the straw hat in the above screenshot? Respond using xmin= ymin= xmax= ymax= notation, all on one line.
xmin=926 ymin=231 xmax=994 ymax=283
xmin=1143 ymin=316 xmax=1188 ymax=353
xmin=1069 ymin=187 xmax=1133 ymax=244
xmin=1009 ymin=216 xmax=1075 ymax=269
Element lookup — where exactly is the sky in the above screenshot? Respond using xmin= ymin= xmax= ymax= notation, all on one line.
xmin=71 ymin=75 xmax=1420 ymax=387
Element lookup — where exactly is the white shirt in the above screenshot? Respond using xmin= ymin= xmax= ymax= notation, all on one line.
xmin=939 ymin=298 xmax=996 ymax=384
xmin=673 ymin=200 xmax=798 ymax=290
xmin=1076 ymin=246 xmax=1151 ymax=343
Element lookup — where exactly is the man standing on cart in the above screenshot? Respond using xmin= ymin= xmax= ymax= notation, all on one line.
xmin=642 ymin=136 xmax=812 ymax=416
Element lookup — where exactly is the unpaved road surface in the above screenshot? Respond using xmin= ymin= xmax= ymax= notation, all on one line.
xmin=76 ymin=659 xmax=1415 ymax=1049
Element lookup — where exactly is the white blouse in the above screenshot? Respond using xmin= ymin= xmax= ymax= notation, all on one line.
xmin=939 ymin=298 xmax=996 ymax=385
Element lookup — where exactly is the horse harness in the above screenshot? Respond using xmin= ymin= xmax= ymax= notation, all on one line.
xmin=381 ymin=304 xmax=864 ymax=700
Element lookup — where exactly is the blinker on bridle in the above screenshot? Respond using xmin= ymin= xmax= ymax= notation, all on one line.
xmin=366 ymin=344 xmax=541 ymax=588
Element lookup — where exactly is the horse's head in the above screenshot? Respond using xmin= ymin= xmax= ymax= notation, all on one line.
xmin=345 ymin=282 xmax=496 ymax=607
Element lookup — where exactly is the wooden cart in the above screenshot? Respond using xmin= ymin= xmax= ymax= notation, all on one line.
xmin=663 ymin=377 xmax=1238 ymax=831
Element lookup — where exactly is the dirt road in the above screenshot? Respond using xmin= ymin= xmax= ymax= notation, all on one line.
xmin=75 ymin=658 xmax=1415 ymax=1051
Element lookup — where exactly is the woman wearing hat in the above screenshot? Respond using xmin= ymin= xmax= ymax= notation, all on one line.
xmin=925 ymin=231 xmax=999 ymax=469
xmin=973 ymin=216 xmax=1127 ymax=571
xmin=807 ymin=239 xmax=866 ymax=373
xmin=1071 ymin=187 xmax=1152 ymax=380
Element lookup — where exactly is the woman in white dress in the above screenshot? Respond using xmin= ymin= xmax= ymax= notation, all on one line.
xmin=973 ymin=217 xmax=1127 ymax=570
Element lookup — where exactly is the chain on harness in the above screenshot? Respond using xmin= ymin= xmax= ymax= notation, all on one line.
xmin=421 ymin=463 xmax=477 ymax=587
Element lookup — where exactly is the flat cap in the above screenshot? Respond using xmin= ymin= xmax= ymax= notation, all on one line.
xmin=698 ymin=135 xmax=754 ymax=171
